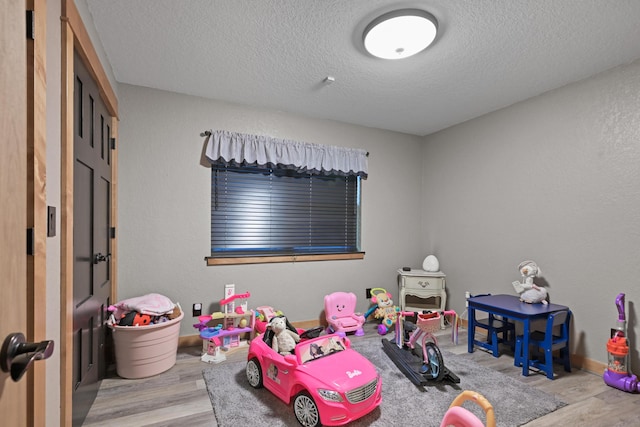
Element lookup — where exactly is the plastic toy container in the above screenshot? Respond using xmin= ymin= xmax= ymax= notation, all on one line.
xmin=110 ymin=312 xmax=183 ymax=379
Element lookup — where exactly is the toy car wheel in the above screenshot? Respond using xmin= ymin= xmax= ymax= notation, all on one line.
xmin=293 ymin=391 xmax=321 ymax=427
xmin=420 ymin=342 xmax=445 ymax=381
xmin=246 ymin=358 xmax=263 ymax=389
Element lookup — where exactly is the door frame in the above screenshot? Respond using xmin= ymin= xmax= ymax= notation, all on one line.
xmin=26 ymin=0 xmax=47 ymax=425
xmin=60 ymin=1 xmax=119 ymax=425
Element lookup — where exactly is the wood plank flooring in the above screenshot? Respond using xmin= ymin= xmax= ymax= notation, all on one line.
xmin=83 ymin=322 xmax=639 ymax=426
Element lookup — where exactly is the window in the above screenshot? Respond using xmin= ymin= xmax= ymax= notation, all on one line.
xmin=208 ymin=164 xmax=363 ymax=265
xmin=203 ymin=129 xmax=367 ymax=265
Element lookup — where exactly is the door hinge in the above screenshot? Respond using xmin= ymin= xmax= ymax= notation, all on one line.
xmin=110 ymin=137 xmax=116 ymax=150
xmin=26 ymin=10 xmax=35 ymax=40
xmin=26 ymin=228 xmax=35 ymax=255
xmin=110 ymin=227 xmax=116 ymax=239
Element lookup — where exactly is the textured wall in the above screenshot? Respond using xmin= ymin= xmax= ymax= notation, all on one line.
xmin=117 ymin=84 xmax=424 ymax=337
xmin=422 ymin=59 xmax=640 ymax=365
xmin=117 ymin=59 xmax=640 ymax=366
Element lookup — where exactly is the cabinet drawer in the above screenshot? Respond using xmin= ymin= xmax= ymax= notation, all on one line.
xmin=403 ymin=276 xmax=444 ymax=291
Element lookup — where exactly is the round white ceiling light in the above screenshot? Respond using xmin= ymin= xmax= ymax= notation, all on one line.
xmin=363 ymin=9 xmax=438 ymax=60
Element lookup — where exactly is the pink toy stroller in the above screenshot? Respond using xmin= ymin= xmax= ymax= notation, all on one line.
xmin=440 ymin=390 xmax=496 ymax=427
xmin=324 ymin=292 xmax=365 ymax=337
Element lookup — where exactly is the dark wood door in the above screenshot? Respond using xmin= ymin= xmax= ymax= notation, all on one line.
xmin=72 ymin=50 xmax=113 ymax=426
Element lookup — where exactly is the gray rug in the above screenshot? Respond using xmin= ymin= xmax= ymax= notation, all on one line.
xmin=203 ymin=337 xmax=566 ymax=426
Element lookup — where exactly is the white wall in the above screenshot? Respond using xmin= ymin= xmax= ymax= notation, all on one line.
xmin=117 ymin=84 xmax=425 ymax=337
xmin=421 ymin=59 xmax=640 ymax=365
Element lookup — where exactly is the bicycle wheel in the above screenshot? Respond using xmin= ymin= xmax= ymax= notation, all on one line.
xmin=419 ymin=342 xmax=445 ymax=381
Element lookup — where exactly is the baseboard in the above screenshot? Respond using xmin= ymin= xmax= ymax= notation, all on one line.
xmin=457 ymin=318 xmax=606 ymax=375
xmin=573 ymin=354 xmax=606 ymax=375
xmin=179 ymin=334 xmax=203 ymax=348
xmin=290 ymin=319 xmax=322 ymax=330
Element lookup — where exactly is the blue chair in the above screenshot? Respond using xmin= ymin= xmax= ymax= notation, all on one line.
xmin=472 ymin=294 xmax=515 ymax=357
xmin=514 ymin=310 xmax=571 ymax=379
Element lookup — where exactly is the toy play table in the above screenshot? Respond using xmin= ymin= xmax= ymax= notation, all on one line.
xmin=467 ymin=294 xmax=570 ymax=377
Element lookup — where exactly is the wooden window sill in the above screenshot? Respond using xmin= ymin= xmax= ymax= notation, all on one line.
xmin=205 ymin=252 xmax=365 ymax=266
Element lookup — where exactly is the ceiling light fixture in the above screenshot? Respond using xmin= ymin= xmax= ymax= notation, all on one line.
xmin=363 ymin=9 xmax=438 ymax=60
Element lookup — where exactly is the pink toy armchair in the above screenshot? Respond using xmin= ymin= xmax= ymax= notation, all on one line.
xmin=324 ymin=292 xmax=365 ymax=337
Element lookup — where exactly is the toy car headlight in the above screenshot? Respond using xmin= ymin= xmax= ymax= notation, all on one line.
xmin=317 ymin=389 xmax=343 ymax=402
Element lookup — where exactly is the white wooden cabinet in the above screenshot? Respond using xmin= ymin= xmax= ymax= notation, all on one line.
xmin=397 ymin=269 xmax=447 ymax=329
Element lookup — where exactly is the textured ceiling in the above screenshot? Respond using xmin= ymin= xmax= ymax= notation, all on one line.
xmin=84 ymin=0 xmax=640 ymax=136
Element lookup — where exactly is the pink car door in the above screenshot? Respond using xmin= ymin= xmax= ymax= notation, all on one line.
xmin=263 ymin=353 xmax=296 ymax=402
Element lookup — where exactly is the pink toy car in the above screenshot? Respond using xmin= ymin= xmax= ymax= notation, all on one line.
xmin=246 ymin=322 xmax=382 ymax=427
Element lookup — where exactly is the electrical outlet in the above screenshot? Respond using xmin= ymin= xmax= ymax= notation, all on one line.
xmin=365 ymin=288 xmax=372 ymax=299
xmin=192 ymin=303 xmax=202 ymax=317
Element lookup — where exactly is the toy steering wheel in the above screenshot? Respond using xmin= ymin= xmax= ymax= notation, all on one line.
xmin=299 ymin=326 xmax=324 ymax=341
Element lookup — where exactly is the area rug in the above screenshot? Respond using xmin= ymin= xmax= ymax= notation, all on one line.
xmin=203 ymin=337 xmax=566 ymax=426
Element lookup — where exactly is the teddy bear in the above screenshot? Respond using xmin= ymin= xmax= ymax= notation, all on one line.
xmin=167 ymin=305 xmax=182 ymax=320
xmin=268 ymin=316 xmax=300 ymax=355
xmin=512 ymin=260 xmax=548 ymax=304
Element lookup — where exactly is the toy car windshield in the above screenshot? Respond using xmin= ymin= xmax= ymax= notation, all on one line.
xmin=297 ymin=335 xmax=347 ymax=363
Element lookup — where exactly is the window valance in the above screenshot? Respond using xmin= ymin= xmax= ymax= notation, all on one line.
xmin=205 ymin=130 xmax=368 ymax=178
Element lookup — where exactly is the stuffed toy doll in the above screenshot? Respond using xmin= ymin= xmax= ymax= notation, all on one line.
xmin=268 ymin=316 xmax=300 ymax=355
xmin=512 ymin=260 xmax=548 ymax=304
xmin=370 ymin=288 xmax=400 ymax=335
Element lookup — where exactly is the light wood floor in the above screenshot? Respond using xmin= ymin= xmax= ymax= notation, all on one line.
xmin=83 ymin=323 xmax=639 ymax=426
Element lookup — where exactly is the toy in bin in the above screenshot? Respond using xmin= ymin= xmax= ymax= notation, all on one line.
xmin=603 ymin=293 xmax=639 ymax=393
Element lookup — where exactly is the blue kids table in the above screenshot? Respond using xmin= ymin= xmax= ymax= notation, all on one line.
xmin=467 ymin=294 xmax=570 ymax=377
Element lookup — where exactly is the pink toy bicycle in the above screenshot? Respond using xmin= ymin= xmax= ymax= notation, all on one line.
xmin=382 ymin=309 xmax=460 ymax=386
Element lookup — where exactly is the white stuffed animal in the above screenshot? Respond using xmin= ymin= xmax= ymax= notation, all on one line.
xmin=512 ymin=260 xmax=548 ymax=304
xmin=269 ymin=316 xmax=300 ymax=355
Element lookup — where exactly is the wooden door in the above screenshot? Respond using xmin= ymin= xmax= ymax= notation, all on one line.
xmin=72 ymin=50 xmax=113 ymax=426
xmin=0 ymin=0 xmax=28 ymax=424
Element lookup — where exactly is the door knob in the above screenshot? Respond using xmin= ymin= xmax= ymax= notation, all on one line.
xmin=1 ymin=333 xmax=54 ymax=382
xmin=93 ymin=252 xmax=111 ymax=264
